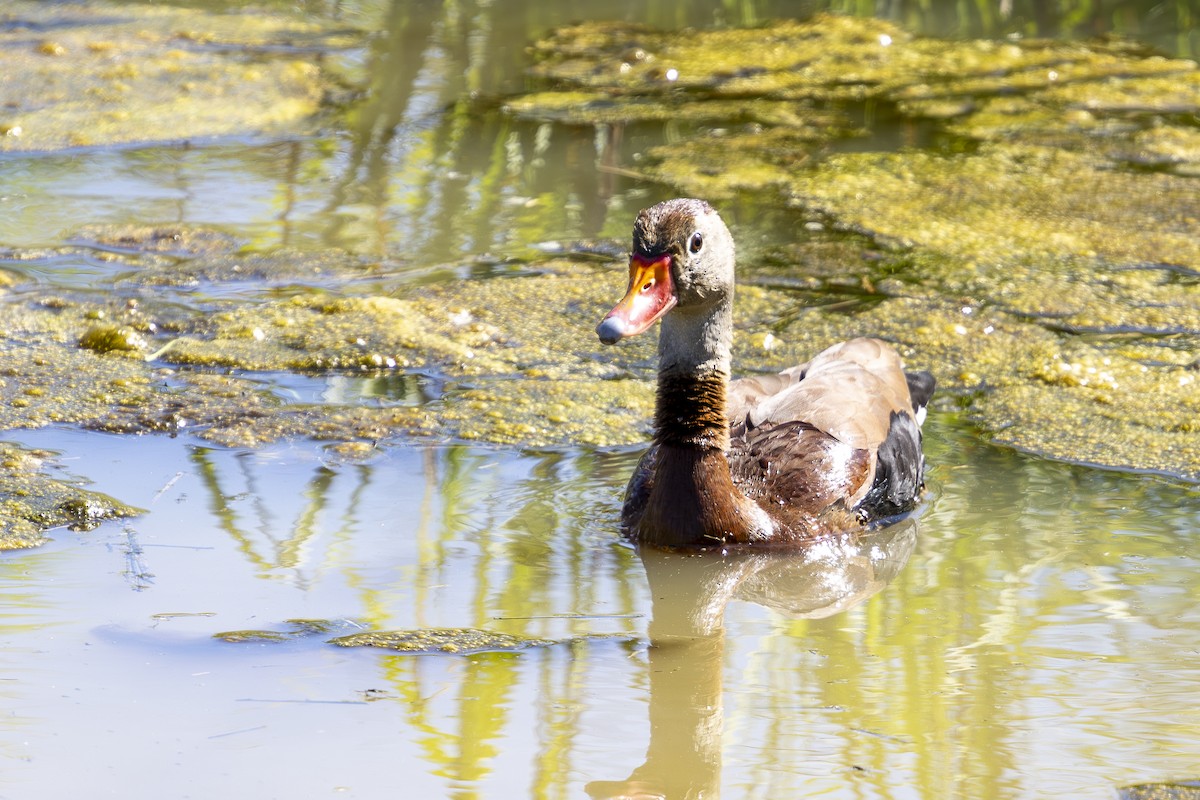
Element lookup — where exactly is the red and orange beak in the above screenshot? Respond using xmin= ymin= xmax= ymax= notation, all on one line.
xmin=595 ymin=254 xmax=676 ymax=344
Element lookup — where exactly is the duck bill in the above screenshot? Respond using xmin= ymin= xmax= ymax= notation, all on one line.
xmin=596 ymin=254 xmax=677 ymax=344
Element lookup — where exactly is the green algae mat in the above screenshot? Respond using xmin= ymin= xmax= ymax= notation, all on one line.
xmin=212 ymin=618 xmax=630 ymax=655
xmin=510 ymin=14 xmax=1200 ymax=480
xmin=0 ymin=1 xmax=353 ymax=151
xmin=0 ymin=442 xmax=139 ymax=550
xmin=1 ymin=9 xmax=1198 ymax=549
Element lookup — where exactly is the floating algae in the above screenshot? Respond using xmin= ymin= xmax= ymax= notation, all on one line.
xmin=0 ymin=242 xmax=659 ymax=450
xmin=2 ymin=216 xmax=1198 ymax=477
xmin=0 ymin=1 xmax=355 ymax=152
xmin=506 ymin=14 xmax=1200 ymax=480
xmin=327 ymin=627 xmax=632 ymax=655
xmin=213 ymin=620 xmax=627 ymax=654
xmin=78 ymin=324 xmax=147 ymax=355
xmin=0 ymin=442 xmax=141 ymax=550
xmin=0 ymin=10 xmax=1198 ymax=482
xmin=1120 ymin=782 xmax=1200 ymax=800
xmin=328 ymin=627 xmax=556 ymax=655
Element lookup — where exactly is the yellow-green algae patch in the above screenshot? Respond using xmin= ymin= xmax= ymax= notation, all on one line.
xmin=525 ymin=16 xmax=1192 ymax=106
xmin=161 ymin=295 xmax=508 ymax=373
xmin=326 ymin=627 xmax=631 ymax=655
xmin=1119 ymin=782 xmax=1200 ymax=800
xmin=0 ymin=10 xmax=1193 ymax=482
xmin=503 ymin=16 xmax=1200 ymax=480
xmin=0 ymin=253 xmax=659 ymax=449
xmin=328 ymin=627 xmax=555 ymax=654
xmin=505 ymin=92 xmax=849 ymax=134
xmin=520 ymin=14 xmax=1200 ymax=187
xmin=779 ymin=145 xmax=1200 ymax=271
xmin=0 ymin=2 xmax=357 ymax=152
xmin=78 ymin=324 xmax=148 ymax=355
xmin=528 ymin=16 xmax=917 ymax=98
xmin=1 ymin=229 xmax=1198 ymax=478
xmin=69 ymin=225 xmax=244 ymax=262
xmin=0 ymin=442 xmax=141 ymax=550
xmin=145 ymin=266 xmax=661 ymax=447
xmin=57 ymin=224 xmax=376 ymax=288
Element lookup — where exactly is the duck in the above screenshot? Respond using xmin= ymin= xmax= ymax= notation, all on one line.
xmin=596 ymin=198 xmax=935 ymax=549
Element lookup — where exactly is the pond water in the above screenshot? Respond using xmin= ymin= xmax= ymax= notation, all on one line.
xmin=1 ymin=1 xmax=1199 ymax=799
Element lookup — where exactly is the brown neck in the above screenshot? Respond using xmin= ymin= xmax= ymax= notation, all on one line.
xmin=654 ymin=371 xmax=730 ymax=450
xmin=636 ymin=371 xmax=767 ymax=548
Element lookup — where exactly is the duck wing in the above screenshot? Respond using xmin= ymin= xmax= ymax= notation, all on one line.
xmin=729 ymin=338 xmax=934 ymax=516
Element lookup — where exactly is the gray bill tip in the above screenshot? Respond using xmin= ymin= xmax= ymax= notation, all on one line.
xmin=595 ymin=316 xmax=626 ymax=345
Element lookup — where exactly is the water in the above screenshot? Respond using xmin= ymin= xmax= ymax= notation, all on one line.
xmin=1 ymin=1 xmax=1199 ymax=798
xmin=1 ymin=419 xmax=1197 ymax=798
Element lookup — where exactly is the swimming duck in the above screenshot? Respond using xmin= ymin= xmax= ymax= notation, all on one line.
xmin=596 ymin=198 xmax=935 ymax=549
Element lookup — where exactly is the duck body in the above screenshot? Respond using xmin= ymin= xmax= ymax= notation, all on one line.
xmin=597 ymin=199 xmax=935 ymax=550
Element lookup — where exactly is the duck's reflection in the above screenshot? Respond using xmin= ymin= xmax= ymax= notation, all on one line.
xmin=587 ymin=522 xmax=917 ymax=800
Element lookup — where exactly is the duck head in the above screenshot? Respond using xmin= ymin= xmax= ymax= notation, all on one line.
xmin=596 ymin=198 xmax=736 ymax=345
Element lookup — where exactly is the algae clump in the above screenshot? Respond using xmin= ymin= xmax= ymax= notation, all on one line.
xmin=78 ymin=324 xmax=147 ymax=355
xmin=0 ymin=442 xmax=142 ymax=550
xmin=328 ymin=627 xmax=555 ymax=654
xmin=0 ymin=1 xmax=355 ymax=152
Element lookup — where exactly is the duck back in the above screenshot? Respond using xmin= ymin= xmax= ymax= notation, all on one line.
xmin=727 ymin=338 xmax=933 ymax=530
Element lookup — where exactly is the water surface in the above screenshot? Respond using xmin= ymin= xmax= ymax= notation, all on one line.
xmin=1 ymin=2 xmax=1199 ymax=799
xmin=1 ymin=418 xmax=1198 ymax=798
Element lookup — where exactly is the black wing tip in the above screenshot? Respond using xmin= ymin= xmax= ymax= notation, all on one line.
xmin=861 ymin=409 xmax=925 ymax=516
xmin=905 ymin=370 xmax=936 ymax=412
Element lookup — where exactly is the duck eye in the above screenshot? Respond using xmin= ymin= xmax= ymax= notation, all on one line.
xmin=688 ymin=231 xmax=704 ymax=254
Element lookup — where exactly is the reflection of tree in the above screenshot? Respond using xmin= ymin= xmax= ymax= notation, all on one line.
xmin=190 ymin=446 xmax=338 ymax=587
xmin=291 ymin=0 xmax=1200 ymax=258
xmin=172 ymin=410 xmax=1200 ymax=795
xmin=184 ymin=439 xmax=645 ymax=793
xmin=383 ymin=447 xmax=647 ymax=798
xmin=311 ymin=1 xmax=770 ymax=259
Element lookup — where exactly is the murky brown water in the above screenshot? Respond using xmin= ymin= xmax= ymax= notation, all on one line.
xmin=1 ymin=2 xmax=1199 ymax=798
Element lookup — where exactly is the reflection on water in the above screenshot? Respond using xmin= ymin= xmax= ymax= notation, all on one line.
xmin=588 ymin=524 xmax=917 ymax=800
xmin=5 ymin=0 xmax=1197 ymax=269
xmin=244 ymin=370 xmax=443 ymax=407
xmin=0 ymin=416 xmax=1197 ymax=798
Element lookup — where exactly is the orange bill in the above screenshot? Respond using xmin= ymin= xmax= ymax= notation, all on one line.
xmin=595 ymin=254 xmax=676 ymax=344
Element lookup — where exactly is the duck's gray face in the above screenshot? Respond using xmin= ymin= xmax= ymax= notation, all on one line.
xmin=596 ymin=198 xmax=735 ymax=345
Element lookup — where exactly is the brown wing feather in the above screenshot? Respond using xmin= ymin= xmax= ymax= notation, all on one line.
xmin=726 ymin=338 xmax=924 ymax=515
xmin=729 ymin=421 xmax=871 ymax=523
xmin=726 ymin=363 xmax=808 ymax=423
